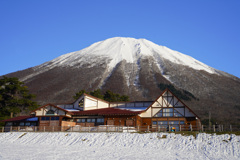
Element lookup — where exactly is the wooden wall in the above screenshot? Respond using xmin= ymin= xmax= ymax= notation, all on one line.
xmin=104 ymin=115 xmax=139 ymax=126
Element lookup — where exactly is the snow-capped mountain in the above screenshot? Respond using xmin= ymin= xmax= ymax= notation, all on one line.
xmin=22 ymin=37 xmax=225 ymax=82
xmin=4 ymin=37 xmax=240 ymax=124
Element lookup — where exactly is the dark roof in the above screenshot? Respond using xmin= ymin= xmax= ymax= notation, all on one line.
xmin=1 ymin=116 xmax=33 ymax=122
xmin=70 ymin=108 xmax=142 ymax=116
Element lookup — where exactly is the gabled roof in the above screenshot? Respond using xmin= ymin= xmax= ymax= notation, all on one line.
xmin=69 ymin=93 xmax=110 ymax=107
xmin=1 ymin=116 xmax=33 ymax=122
xmin=70 ymin=108 xmax=142 ymax=116
xmin=143 ymin=88 xmax=200 ymax=119
xmin=83 ymin=93 xmax=110 ymax=104
xmin=30 ymin=103 xmax=70 ymax=114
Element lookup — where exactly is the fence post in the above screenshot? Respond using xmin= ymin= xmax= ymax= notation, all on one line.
xmin=127 ymin=126 xmax=129 ymax=133
xmin=230 ymin=125 xmax=232 ymax=132
xmin=158 ymin=125 xmax=160 ymax=132
xmin=190 ymin=124 xmax=192 ymax=131
xmin=213 ymin=125 xmax=215 ymax=132
xmin=147 ymin=125 xmax=149 ymax=132
xmin=2 ymin=127 xmax=4 ymax=132
xmin=180 ymin=125 xmax=181 ymax=132
xmin=201 ymin=125 xmax=204 ymax=132
xmin=10 ymin=126 xmax=12 ymax=132
xmin=137 ymin=125 xmax=139 ymax=132
xmin=88 ymin=125 xmax=90 ymax=133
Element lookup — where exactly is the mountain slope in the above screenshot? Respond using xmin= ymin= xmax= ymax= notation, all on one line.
xmin=4 ymin=37 xmax=240 ymax=124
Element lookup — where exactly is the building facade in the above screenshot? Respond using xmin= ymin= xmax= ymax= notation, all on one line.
xmin=2 ymin=89 xmax=201 ymax=131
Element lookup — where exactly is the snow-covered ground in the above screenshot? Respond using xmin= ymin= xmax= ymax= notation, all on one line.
xmin=0 ymin=132 xmax=239 ymax=160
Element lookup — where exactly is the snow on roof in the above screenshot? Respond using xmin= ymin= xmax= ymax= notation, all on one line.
xmin=116 ymin=107 xmax=148 ymax=112
xmin=65 ymin=109 xmax=81 ymax=112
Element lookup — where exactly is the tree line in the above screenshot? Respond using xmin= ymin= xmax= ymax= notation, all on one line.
xmin=73 ymin=89 xmax=130 ymax=102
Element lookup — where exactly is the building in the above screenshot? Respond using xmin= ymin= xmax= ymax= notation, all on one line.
xmin=2 ymin=89 xmax=201 ymax=131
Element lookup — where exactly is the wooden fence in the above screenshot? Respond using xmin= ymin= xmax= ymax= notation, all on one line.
xmin=1 ymin=124 xmax=239 ymax=133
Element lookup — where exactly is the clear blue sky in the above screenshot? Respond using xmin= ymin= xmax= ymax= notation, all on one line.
xmin=1 ymin=0 xmax=240 ymax=78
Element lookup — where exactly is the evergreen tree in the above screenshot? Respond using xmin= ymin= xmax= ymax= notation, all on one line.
xmin=0 ymin=77 xmax=38 ymax=125
xmin=90 ymin=89 xmax=104 ymax=99
xmin=73 ymin=90 xmax=88 ymax=100
xmin=120 ymin=95 xmax=130 ymax=101
xmin=103 ymin=90 xmax=116 ymax=102
xmin=103 ymin=90 xmax=129 ymax=102
xmin=74 ymin=89 xmax=130 ymax=102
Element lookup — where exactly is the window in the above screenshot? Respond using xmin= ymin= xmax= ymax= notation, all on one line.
xmin=77 ymin=119 xmax=86 ymax=123
xmin=97 ymin=118 xmax=104 ymax=123
xmin=152 ymin=121 xmax=157 ymax=125
xmin=31 ymin=122 xmax=37 ymax=126
xmin=87 ymin=118 xmax=95 ymax=123
xmin=51 ymin=117 xmax=59 ymax=120
xmin=154 ymin=109 xmax=162 ymax=117
xmin=163 ymin=112 xmax=173 ymax=117
xmin=154 ymin=108 xmax=183 ymax=117
xmin=163 ymin=108 xmax=173 ymax=117
xmin=46 ymin=110 xmax=55 ymax=115
xmin=25 ymin=122 xmax=30 ymax=126
xmin=174 ymin=112 xmax=182 ymax=117
xmin=6 ymin=122 xmax=13 ymax=126
xmin=164 ymin=108 xmax=173 ymax=112
xmin=180 ymin=121 xmax=185 ymax=124
xmin=79 ymin=99 xmax=84 ymax=108
xmin=158 ymin=121 xmax=168 ymax=125
xmin=41 ymin=117 xmax=50 ymax=121
xmin=169 ymin=121 xmax=179 ymax=124
xmin=20 ymin=122 xmax=25 ymax=126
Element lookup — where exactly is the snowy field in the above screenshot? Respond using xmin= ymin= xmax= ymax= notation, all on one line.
xmin=0 ymin=132 xmax=239 ymax=160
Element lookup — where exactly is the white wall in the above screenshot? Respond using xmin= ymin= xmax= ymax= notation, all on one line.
xmin=35 ymin=105 xmax=67 ymax=116
xmin=97 ymin=100 xmax=109 ymax=109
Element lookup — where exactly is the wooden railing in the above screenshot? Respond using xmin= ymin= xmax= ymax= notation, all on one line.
xmin=1 ymin=124 xmax=239 ymax=133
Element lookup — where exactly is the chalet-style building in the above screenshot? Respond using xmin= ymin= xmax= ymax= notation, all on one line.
xmin=2 ymin=89 xmax=201 ymax=131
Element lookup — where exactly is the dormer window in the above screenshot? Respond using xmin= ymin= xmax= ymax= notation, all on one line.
xmin=79 ymin=99 xmax=84 ymax=108
xmin=46 ymin=110 xmax=55 ymax=115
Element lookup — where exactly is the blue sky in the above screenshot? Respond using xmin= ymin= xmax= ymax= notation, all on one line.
xmin=1 ymin=0 xmax=240 ymax=78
